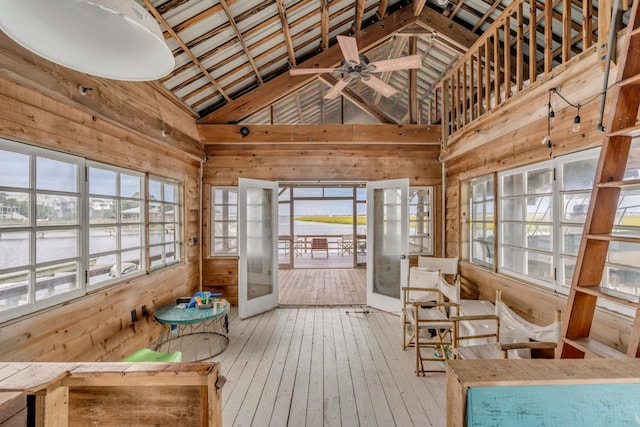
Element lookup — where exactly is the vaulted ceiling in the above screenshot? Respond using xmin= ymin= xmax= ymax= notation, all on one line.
xmin=141 ymin=0 xmax=599 ymax=125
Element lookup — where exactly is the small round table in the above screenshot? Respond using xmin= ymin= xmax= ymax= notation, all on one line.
xmin=153 ymin=300 xmax=230 ymax=362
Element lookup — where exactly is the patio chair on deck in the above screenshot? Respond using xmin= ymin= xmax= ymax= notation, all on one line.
xmin=311 ymin=238 xmax=328 ymax=258
xmin=339 ymin=234 xmax=354 ymax=256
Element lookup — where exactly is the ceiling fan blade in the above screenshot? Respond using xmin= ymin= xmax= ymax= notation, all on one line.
xmin=324 ymin=79 xmax=349 ymax=99
xmin=337 ymin=35 xmax=360 ymax=64
xmin=369 ymin=55 xmax=423 ymax=72
xmin=289 ymin=68 xmax=339 ymax=76
xmin=363 ymin=75 xmax=397 ymax=98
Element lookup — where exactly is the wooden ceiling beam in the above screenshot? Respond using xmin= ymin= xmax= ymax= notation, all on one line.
xmin=219 ymin=0 xmax=264 ymax=85
xmin=321 ymin=0 xmax=329 ymax=50
xmin=449 ymin=0 xmax=466 ymax=20
xmin=354 ymin=0 xmax=366 ymax=33
xmin=413 ymin=0 xmax=428 ymax=16
xmin=156 ymin=0 xmax=190 ymax=15
xmin=141 ymin=0 xmax=231 ymax=102
xmin=198 ymin=124 xmax=441 ymax=144
xmin=473 ymin=0 xmax=503 ymax=32
xmin=276 ymin=0 xmax=297 ymax=66
xmin=199 ymin=6 xmax=416 ymax=124
xmin=415 ymin=7 xmax=479 ymax=52
xmin=318 ymin=75 xmax=395 ymax=124
xmin=409 ymin=37 xmax=418 ymax=124
xmin=377 ymin=0 xmax=389 ymax=19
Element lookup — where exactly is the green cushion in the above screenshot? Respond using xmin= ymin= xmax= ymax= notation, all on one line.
xmin=121 ymin=348 xmax=182 ymax=362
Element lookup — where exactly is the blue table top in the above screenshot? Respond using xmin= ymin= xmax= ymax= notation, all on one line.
xmin=154 ymin=300 xmax=230 ymax=324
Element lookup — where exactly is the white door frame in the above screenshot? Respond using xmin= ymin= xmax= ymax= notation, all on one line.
xmin=366 ymin=178 xmax=409 ymax=312
xmin=238 ymin=178 xmax=279 ymax=319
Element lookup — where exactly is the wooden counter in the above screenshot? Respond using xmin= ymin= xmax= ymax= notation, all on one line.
xmin=0 ymin=362 xmax=223 ymax=426
xmin=446 ymin=358 xmax=640 ymax=426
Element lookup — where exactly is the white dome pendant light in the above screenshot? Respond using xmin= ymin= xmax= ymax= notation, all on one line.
xmin=0 ymin=0 xmax=175 ymax=81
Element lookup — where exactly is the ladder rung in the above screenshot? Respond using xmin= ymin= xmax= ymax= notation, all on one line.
xmin=576 ymin=285 xmax=640 ymax=308
xmin=608 ymin=123 xmax=640 ymax=138
xmin=562 ymin=337 xmax=627 ymax=359
xmin=618 ymin=72 xmax=640 ymax=87
xmin=597 ymin=178 xmax=640 ymax=188
xmin=586 ymin=233 xmax=640 ymax=244
xmin=630 ymin=26 xmax=640 ymax=37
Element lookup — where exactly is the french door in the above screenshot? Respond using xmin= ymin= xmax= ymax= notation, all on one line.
xmin=366 ymin=179 xmax=409 ymax=312
xmin=238 ymin=178 xmax=279 ymax=319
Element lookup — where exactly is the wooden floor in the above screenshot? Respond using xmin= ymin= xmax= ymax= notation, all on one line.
xmin=206 ymin=307 xmax=447 ymax=427
xmin=279 ymin=268 xmax=366 ymax=305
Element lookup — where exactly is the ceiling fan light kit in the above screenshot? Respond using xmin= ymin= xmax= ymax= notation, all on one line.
xmin=0 ymin=0 xmax=175 ymax=81
xmin=291 ymin=35 xmax=422 ymax=100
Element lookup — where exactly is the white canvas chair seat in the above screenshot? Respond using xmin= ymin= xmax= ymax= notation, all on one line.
xmin=404 ymin=305 xmax=452 ymax=339
xmin=453 ymin=290 xmax=561 ymax=360
xmin=402 ymin=267 xmax=460 ymax=376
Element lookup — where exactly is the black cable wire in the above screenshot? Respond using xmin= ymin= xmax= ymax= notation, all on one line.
xmin=551 ymin=75 xmax=629 ymax=111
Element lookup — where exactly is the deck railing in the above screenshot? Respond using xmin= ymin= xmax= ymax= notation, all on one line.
xmin=433 ymin=0 xmax=613 ymax=144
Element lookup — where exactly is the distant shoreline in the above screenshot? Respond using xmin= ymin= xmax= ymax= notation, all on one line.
xmin=295 ymin=215 xmax=366 ymax=225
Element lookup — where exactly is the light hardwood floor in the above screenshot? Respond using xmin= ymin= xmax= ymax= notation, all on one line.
xmin=206 ymin=307 xmax=447 ymax=427
xmin=278 ymin=268 xmax=366 ymax=306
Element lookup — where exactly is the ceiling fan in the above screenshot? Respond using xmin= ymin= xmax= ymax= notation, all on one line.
xmin=290 ymin=35 xmax=422 ymax=99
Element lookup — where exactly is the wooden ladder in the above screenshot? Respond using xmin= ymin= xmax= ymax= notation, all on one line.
xmin=559 ymin=0 xmax=640 ymax=359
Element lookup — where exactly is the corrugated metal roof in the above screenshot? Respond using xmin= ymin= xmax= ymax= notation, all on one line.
xmin=138 ymin=0 xmax=596 ymax=124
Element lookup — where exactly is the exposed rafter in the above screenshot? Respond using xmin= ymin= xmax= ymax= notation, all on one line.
xmin=141 ymin=0 xmax=231 ymax=103
xmin=276 ymin=0 xmax=297 ymax=66
xmin=199 ymin=6 xmax=416 ymax=124
xmin=321 ymin=0 xmax=329 ymax=50
xmin=318 ymin=75 xmax=396 ymax=124
xmin=219 ymin=0 xmax=264 ymax=85
xmin=354 ymin=0 xmax=365 ymax=34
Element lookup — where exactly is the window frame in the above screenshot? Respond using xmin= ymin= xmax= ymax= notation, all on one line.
xmin=86 ymin=162 xmax=146 ymax=288
xmin=467 ymin=174 xmax=495 ymax=268
xmin=0 ymin=138 xmax=185 ymax=323
xmin=210 ymin=186 xmax=238 ymax=257
xmin=409 ymin=186 xmax=435 ymax=255
xmin=148 ymin=176 xmax=183 ymax=270
xmin=0 ymin=139 xmax=85 ymax=321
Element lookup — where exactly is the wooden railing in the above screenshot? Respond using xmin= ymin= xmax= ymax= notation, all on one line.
xmin=434 ymin=0 xmax=609 ymax=143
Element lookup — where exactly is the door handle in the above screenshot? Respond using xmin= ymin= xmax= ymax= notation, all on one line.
xmin=400 ymin=254 xmax=407 ymax=260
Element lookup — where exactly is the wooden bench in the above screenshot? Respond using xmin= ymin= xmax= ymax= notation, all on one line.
xmin=0 ymin=362 xmax=223 ymax=426
xmin=311 ymin=238 xmax=329 ymax=258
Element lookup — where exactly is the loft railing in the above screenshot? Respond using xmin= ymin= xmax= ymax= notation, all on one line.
xmin=432 ymin=0 xmax=622 ymax=144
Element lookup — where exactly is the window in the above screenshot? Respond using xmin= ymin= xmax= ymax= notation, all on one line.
xmin=211 ymin=187 xmax=238 ymax=256
xmin=499 ymin=166 xmax=555 ymax=285
xmin=467 ymin=175 xmax=494 ymax=267
xmin=0 ymin=138 xmax=184 ymax=322
xmin=409 ymin=186 xmax=434 ymax=255
xmin=88 ymin=164 xmax=145 ymax=285
xmin=0 ymin=141 xmax=83 ymax=318
xmin=149 ymin=177 xmax=182 ymax=269
xmin=497 ymin=148 xmax=599 ymax=290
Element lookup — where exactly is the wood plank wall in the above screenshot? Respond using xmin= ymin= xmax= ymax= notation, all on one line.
xmin=444 ymin=93 xmax=634 ymax=351
xmin=202 ymin=144 xmax=442 ymax=305
xmin=0 ymin=35 xmax=204 ymax=362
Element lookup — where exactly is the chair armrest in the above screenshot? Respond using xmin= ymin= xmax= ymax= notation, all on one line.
xmin=402 ymin=287 xmax=439 ymax=292
xmin=450 ymin=314 xmax=499 ymax=322
xmin=499 ymin=341 xmax=557 ymax=351
xmin=412 ymin=301 xmax=459 ymax=308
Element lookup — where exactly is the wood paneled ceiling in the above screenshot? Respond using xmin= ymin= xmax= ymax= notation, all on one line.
xmin=140 ymin=0 xmax=598 ymax=125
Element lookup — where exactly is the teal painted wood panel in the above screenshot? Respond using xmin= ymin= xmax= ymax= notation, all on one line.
xmin=467 ymin=383 xmax=640 ymax=426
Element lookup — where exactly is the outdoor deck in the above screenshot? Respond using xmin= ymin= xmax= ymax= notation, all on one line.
xmin=205 ymin=307 xmax=447 ymax=427
xmin=279 ymin=234 xmax=366 ymax=269
xmin=279 ymin=268 xmax=366 ymax=305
